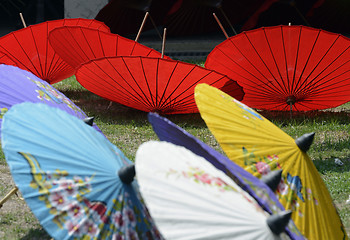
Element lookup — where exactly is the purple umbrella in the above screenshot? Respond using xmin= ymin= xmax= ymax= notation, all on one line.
xmin=147 ymin=112 xmax=305 ymax=239
xmin=0 ymin=64 xmax=103 ymax=208
xmin=0 ymin=64 xmax=102 ymax=135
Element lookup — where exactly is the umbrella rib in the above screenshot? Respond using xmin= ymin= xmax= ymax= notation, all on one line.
xmin=225 ymin=36 xmax=286 ymax=96
xmin=156 ymin=58 xmax=159 ymax=106
xmin=160 ymin=70 xmax=217 ymax=111
xmin=300 ymin=41 xmax=350 ymax=94
xmin=55 ymin=27 xmax=90 ymax=66
xmin=293 ymin=29 xmax=321 ymax=93
xmin=120 ymin=57 xmax=155 ymax=108
xmin=139 ymin=57 xmax=156 ymax=108
xmin=82 ymin=28 xmax=99 ymax=61
xmin=298 ymin=35 xmax=341 ymax=93
xmin=158 ymin=65 xmax=201 ymax=110
xmin=208 ymin=51 xmax=278 ymax=97
xmin=157 ymin=60 xmax=179 ymax=109
xmin=243 ymin=31 xmax=287 ymax=94
xmin=300 ymin=75 xmax=350 ymax=98
xmin=290 ymin=26 xmax=302 ymax=95
xmin=78 ymin=61 xmax=149 ymax=108
xmin=295 ymin=31 xmax=341 ymax=94
xmin=1 ymin=33 xmax=40 ymax=77
xmin=263 ymin=27 xmax=289 ymax=96
xmin=29 ymin=26 xmax=45 ymax=79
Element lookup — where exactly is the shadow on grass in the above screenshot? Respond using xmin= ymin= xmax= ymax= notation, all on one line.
xmin=20 ymin=228 xmax=50 ymax=240
xmin=312 ymin=137 xmax=350 ymax=152
xmin=259 ymin=109 xmax=350 ymax=126
xmin=60 ymin=89 xmax=208 ymax=128
xmin=313 ymin=158 xmax=350 ymax=174
xmin=59 ymin=89 xmax=350 ymax=129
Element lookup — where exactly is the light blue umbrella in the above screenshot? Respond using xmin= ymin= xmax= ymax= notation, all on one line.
xmin=1 ymin=102 xmax=163 ymax=240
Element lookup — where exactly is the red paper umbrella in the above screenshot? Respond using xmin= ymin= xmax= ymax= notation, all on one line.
xmin=0 ymin=18 xmax=110 ymax=84
xmin=75 ymin=56 xmax=244 ymax=114
xmin=95 ymin=0 xmax=151 ymax=35
xmin=306 ymin=0 xmax=350 ymax=34
xmin=95 ymin=0 xmax=177 ymax=36
xmin=48 ymin=26 xmax=168 ymax=70
xmin=205 ymin=25 xmax=350 ymax=111
xmin=164 ymin=0 xmax=224 ymax=36
xmin=0 ymin=52 xmax=17 ymax=66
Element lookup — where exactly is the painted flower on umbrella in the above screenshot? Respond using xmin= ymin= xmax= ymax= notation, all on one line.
xmin=30 ymin=77 xmax=84 ymax=115
xmin=49 ymin=191 xmax=69 ymax=209
xmin=276 ymin=177 xmax=289 ymax=196
xmin=65 ymin=219 xmax=84 ymax=237
xmin=54 ymin=177 xmax=78 ymax=196
xmin=0 ymin=107 xmax=8 ymax=119
xmin=111 ymin=211 xmax=124 ymax=229
xmin=65 ymin=201 xmax=85 ymax=219
xmin=255 ymin=161 xmax=271 ymax=175
xmin=123 ymin=205 xmax=137 ymax=228
xmin=82 ymin=218 xmax=100 ymax=237
xmin=168 ymin=166 xmax=238 ymax=193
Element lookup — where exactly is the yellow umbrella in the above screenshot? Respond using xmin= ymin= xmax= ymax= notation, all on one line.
xmin=194 ymin=83 xmax=348 ymax=240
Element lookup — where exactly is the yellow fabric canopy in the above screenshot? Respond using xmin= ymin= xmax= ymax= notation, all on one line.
xmin=195 ymin=83 xmax=347 ymax=240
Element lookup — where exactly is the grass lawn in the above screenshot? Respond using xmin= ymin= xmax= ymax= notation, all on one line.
xmin=0 ymin=75 xmax=349 ymax=239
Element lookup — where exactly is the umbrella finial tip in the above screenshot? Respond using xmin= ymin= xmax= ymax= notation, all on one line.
xmin=118 ymin=164 xmax=135 ymax=184
xmin=267 ymin=210 xmax=292 ymax=235
xmin=261 ymin=169 xmax=283 ymax=192
xmin=83 ymin=117 xmax=94 ymax=126
xmin=295 ymin=132 xmax=315 ymax=152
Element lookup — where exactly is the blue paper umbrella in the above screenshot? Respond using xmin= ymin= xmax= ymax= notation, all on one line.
xmin=147 ymin=112 xmax=305 ymax=239
xmin=1 ymin=102 xmax=163 ymax=240
xmin=0 ymin=64 xmax=101 ymax=135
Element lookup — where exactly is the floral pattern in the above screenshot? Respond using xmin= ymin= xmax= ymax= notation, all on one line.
xmin=0 ymin=107 xmax=8 ymax=119
xmin=20 ymin=152 xmax=162 ymax=239
xmin=168 ymin=166 xmax=238 ymax=193
xmin=29 ymin=77 xmax=84 ymax=115
xmin=242 ymin=147 xmax=319 ymax=216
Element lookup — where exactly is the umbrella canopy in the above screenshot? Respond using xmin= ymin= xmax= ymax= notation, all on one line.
xmin=205 ymin=25 xmax=350 ymax=111
xmin=163 ymin=0 xmax=224 ymax=36
xmin=0 ymin=18 xmax=110 ymax=84
xmin=75 ymin=56 xmax=244 ymax=114
xmin=48 ymin=26 xmax=168 ymax=70
xmin=194 ymin=83 xmax=348 ymax=240
xmin=0 ymin=52 xmax=17 ymax=66
xmin=306 ymin=0 xmax=350 ymax=34
xmin=0 ymin=64 xmax=101 ymax=135
xmin=147 ymin=112 xmax=304 ymax=239
xmin=95 ymin=0 xmax=152 ymax=36
xmin=1 ymin=102 xmax=163 ymax=240
xmin=135 ymin=140 xmax=294 ymax=239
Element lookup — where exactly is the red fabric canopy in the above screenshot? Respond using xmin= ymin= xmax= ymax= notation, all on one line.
xmin=75 ymin=56 xmax=244 ymax=114
xmin=0 ymin=18 xmax=110 ymax=84
xmin=206 ymin=25 xmax=350 ymax=111
xmin=0 ymin=52 xmax=17 ymax=66
xmin=48 ymin=26 xmax=168 ymax=70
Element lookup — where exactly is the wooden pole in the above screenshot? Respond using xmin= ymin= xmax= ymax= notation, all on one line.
xmin=161 ymin=28 xmax=166 ymax=59
xmin=135 ymin=12 xmax=149 ymax=42
xmin=213 ymin=13 xmax=229 ymax=39
xmin=0 ymin=187 xmax=18 ymax=208
xmin=149 ymin=14 xmax=163 ymax=40
xmin=19 ymin=13 xmax=27 ymax=28
xmin=218 ymin=8 xmax=237 ymax=35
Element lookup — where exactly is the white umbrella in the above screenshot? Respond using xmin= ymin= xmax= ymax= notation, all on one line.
xmin=135 ymin=141 xmax=292 ymax=240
